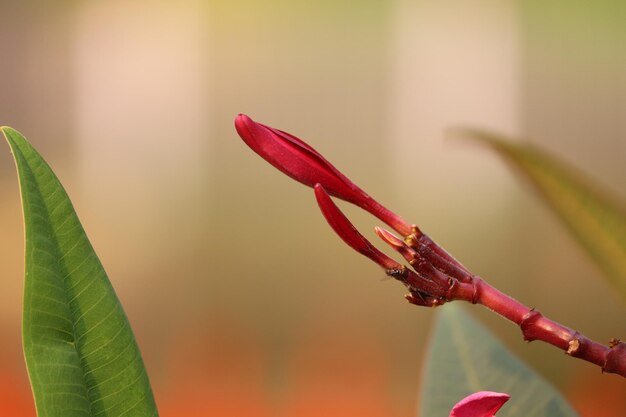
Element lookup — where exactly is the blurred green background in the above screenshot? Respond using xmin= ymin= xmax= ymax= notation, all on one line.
xmin=1 ymin=1 xmax=625 ymax=416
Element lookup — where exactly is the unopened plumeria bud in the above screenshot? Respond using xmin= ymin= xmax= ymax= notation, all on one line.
xmin=375 ymin=226 xmax=420 ymax=263
xmin=237 ymin=114 xmax=626 ymax=377
xmin=449 ymin=391 xmax=510 ymax=417
xmin=314 ymin=183 xmax=401 ymax=271
xmin=376 ymin=226 xmax=452 ymax=295
xmin=235 ymin=114 xmax=412 ymax=236
xmin=314 ymin=184 xmax=446 ymax=297
xmin=380 ymin=226 xmax=474 ymax=284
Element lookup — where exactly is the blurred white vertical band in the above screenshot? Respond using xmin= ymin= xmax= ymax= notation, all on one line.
xmin=386 ymin=0 xmax=521 ymax=228
xmin=72 ymin=1 xmax=210 ymax=267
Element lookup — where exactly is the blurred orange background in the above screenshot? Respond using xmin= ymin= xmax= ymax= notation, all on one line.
xmin=1 ymin=1 xmax=626 ymax=416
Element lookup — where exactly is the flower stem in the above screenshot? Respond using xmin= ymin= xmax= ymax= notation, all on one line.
xmin=399 ymin=232 xmax=626 ymax=378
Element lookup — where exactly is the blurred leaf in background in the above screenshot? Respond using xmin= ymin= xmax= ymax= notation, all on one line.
xmin=457 ymin=130 xmax=626 ymax=301
xmin=420 ymin=304 xmax=578 ymax=417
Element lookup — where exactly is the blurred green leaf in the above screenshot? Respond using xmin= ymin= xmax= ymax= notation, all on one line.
xmin=460 ymin=130 xmax=626 ymax=300
xmin=420 ymin=304 xmax=578 ymax=417
xmin=2 ymin=127 xmax=159 ymax=417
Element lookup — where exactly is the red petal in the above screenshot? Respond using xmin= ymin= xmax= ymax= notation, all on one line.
xmin=449 ymin=391 xmax=510 ymax=417
xmin=235 ymin=114 xmax=364 ymax=203
xmin=235 ymin=114 xmax=412 ymax=236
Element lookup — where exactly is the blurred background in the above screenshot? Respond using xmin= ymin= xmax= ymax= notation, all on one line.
xmin=1 ymin=0 xmax=626 ymax=416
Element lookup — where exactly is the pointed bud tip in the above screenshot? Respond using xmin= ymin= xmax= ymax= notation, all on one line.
xmin=374 ymin=227 xmax=404 ymax=250
xmin=234 ymin=113 xmax=253 ymax=138
xmin=235 ymin=113 xmax=251 ymax=123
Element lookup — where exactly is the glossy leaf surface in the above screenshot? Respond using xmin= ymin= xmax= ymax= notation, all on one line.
xmin=2 ymin=127 xmax=158 ymax=417
xmin=462 ymin=130 xmax=626 ymax=300
xmin=420 ymin=305 xmax=578 ymax=417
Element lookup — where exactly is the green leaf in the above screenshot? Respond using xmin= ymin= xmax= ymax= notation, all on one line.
xmin=419 ymin=304 xmax=578 ymax=417
xmin=458 ymin=130 xmax=626 ymax=300
xmin=2 ymin=127 xmax=159 ymax=417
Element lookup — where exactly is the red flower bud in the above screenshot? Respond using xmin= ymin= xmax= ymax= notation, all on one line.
xmin=449 ymin=391 xmax=510 ymax=417
xmin=314 ymin=183 xmax=401 ymax=271
xmin=235 ymin=114 xmax=411 ymax=236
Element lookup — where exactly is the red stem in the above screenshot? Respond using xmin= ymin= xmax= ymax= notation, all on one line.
xmin=310 ymin=178 xmax=626 ymax=377
xmin=400 ymin=233 xmax=626 ymax=378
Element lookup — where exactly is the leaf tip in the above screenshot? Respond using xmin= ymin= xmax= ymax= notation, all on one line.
xmin=1 ymin=126 xmax=22 ymax=143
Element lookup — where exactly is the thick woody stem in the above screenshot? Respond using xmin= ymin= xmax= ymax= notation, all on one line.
xmin=401 ymin=231 xmax=626 ymax=378
xmin=315 ymin=186 xmax=626 ymax=377
xmin=476 ymin=280 xmax=626 ymax=376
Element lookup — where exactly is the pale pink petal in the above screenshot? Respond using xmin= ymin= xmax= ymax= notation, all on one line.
xmin=449 ymin=391 xmax=510 ymax=417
